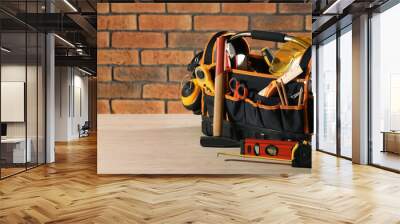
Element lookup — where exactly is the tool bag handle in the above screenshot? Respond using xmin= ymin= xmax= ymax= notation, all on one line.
xmin=230 ymin=31 xmax=309 ymax=49
xmin=251 ymin=30 xmax=287 ymax=42
xmin=229 ymin=31 xmax=286 ymax=42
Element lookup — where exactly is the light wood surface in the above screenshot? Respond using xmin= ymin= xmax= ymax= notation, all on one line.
xmin=372 ymin=150 xmax=400 ymax=171
xmin=0 ymin=167 xmax=25 ymax=177
xmin=97 ymin=114 xmax=310 ymax=174
xmin=1 ymin=135 xmax=400 ymax=223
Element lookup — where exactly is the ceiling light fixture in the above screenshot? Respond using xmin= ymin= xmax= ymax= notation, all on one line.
xmin=76 ymin=48 xmax=85 ymax=55
xmin=54 ymin=34 xmax=75 ymax=48
xmin=1 ymin=47 xmax=11 ymax=53
xmin=63 ymin=0 xmax=78 ymax=12
xmin=77 ymin=67 xmax=93 ymax=76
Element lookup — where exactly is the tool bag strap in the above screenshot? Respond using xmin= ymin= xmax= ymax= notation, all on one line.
xmin=200 ymin=31 xmax=252 ymax=66
xmin=201 ymin=31 xmax=229 ymax=66
xmin=186 ymin=32 xmax=231 ymax=72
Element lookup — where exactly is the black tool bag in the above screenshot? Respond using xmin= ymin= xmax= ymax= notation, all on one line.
xmin=182 ymin=31 xmax=313 ymax=143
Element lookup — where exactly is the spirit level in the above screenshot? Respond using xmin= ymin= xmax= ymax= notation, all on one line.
xmin=218 ymin=138 xmax=312 ymax=168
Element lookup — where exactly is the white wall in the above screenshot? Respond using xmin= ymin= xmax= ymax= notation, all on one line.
xmin=1 ymin=82 xmax=25 ymax=122
xmin=1 ymin=65 xmax=26 ymax=141
xmin=1 ymin=63 xmax=46 ymax=164
xmin=54 ymin=67 xmax=89 ymax=141
xmin=1 ymin=65 xmax=37 ymax=138
xmin=1 ymin=65 xmax=26 ymax=81
xmin=72 ymin=73 xmax=89 ymax=138
xmin=55 ymin=66 xmax=70 ymax=141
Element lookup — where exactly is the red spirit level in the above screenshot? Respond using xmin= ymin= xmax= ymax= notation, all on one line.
xmin=218 ymin=138 xmax=312 ymax=168
xmin=241 ymin=139 xmax=297 ymax=161
xmin=241 ymin=138 xmax=311 ymax=168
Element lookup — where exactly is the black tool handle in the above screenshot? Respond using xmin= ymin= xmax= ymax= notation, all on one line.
xmin=251 ymin=30 xmax=287 ymax=43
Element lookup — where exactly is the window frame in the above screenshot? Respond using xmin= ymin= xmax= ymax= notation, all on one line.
xmin=367 ymin=1 xmax=400 ymax=173
xmin=315 ymin=24 xmax=353 ymax=160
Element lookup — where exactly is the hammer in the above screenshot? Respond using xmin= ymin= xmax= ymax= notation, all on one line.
xmin=200 ymin=36 xmax=239 ymax=147
xmin=213 ymin=36 xmax=226 ymax=137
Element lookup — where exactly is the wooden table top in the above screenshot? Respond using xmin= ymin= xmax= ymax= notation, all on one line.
xmin=98 ymin=114 xmax=310 ymax=175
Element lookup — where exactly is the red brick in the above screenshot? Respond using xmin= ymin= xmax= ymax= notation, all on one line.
xmin=305 ymin=15 xmax=312 ymax=31
xmin=114 ymin=67 xmax=167 ymax=81
xmin=167 ymin=3 xmax=219 ymax=13
xmin=168 ymin=32 xmax=212 ymax=49
xmin=98 ymin=82 xmax=141 ymax=98
xmin=167 ymin=101 xmax=191 ymax=114
xmin=97 ymin=3 xmax=109 ymax=14
xmin=222 ymin=3 xmax=276 ymax=13
xmin=141 ymin=50 xmax=193 ymax=65
xmin=139 ymin=15 xmax=191 ymax=31
xmin=169 ymin=66 xmax=191 ymax=82
xmin=98 ymin=15 xmax=137 ymax=30
xmin=279 ymin=3 xmax=311 ymax=13
xmin=97 ymin=100 xmax=110 ymax=114
xmin=251 ymin=15 xmax=304 ymax=31
xmin=98 ymin=50 xmax=138 ymax=65
xmin=97 ymin=66 xmax=112 ymax=81
xmin=97 ymin=32 xmax=109 ymax=48
xmin=112 ymin=32 xmax=165 ymax=48
xmin=143 ymin=83 xmax=180 ymax=99
xmin=111 ymin=3 xmax=165 ymax=13
xmin=194 ymin=15 xmax=248 ymax=31
xmin=112 ymin=100 xmax=165 ymax=114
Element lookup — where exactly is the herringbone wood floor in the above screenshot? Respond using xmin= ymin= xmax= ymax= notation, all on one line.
xmin=1 ymin=135 xmax=400 ymax=224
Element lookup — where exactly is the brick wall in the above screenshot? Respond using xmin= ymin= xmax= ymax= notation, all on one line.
xmin=97 ymin=3 xmax=311 ymax=114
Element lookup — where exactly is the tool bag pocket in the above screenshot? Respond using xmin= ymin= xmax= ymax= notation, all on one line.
xmin=225 ymin=96 xmax=245 ymax=123
xmin=204 ymin=96 xmax=308 ymax=134
xmin=244 ymin=100 xmax=262 ymax=128
xmin=225 ymin=97 xmax=284 ymax=132
xmin=202 ymin=88 xmax=308 ymax=135
xmin=280 ymin=105 xmax=305 ymax=133
xmin=230 ymin=70 xmax=275 ymax=95
xmin=258 ymin=104 xmax=283 ymax=131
